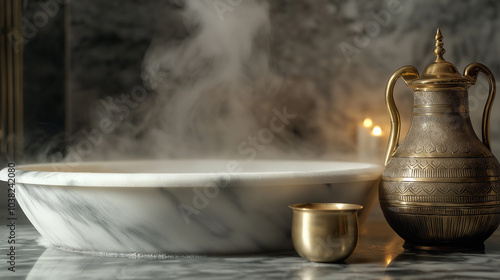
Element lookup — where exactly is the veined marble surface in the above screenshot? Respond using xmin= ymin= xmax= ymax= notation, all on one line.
xmin=1 ymin=221 xmax=500 ymax=279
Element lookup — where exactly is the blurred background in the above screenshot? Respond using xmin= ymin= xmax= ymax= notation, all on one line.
xmin=2 ymin=0 xmax=500 ymax=219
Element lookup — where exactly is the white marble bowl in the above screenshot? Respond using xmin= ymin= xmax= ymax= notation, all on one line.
xmin=0 ymin=160 xmax=381 ymax=254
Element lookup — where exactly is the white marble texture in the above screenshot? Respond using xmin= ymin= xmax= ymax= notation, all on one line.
xmin=0 ymin=160 xmax=381 ymax=254
xmin=2 ymin=222 xmax=500 ymax=280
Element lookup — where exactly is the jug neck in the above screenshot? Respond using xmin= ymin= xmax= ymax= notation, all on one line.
xmin=413 ymin=90 xmax=470 ymax=117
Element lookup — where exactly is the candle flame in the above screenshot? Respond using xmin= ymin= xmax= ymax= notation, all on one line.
xmin=372 ymin=126 xmax=382 ymax=136
xmin=363 ymin=118 xmax=373 ymax=128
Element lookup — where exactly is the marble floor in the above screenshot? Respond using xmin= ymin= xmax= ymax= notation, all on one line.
xmin=1 ymin=220 xmax=500 ymax=279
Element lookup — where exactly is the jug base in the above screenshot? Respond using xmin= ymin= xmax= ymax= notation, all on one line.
xmin=403 ymin=241 xmax=485 ymax=253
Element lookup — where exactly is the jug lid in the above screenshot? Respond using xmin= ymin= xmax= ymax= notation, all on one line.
xmin=407 ymin=29 xmax=475 ymax=90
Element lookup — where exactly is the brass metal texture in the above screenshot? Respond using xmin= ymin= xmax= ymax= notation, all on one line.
xmin=289 ymin=203 xmax=362 ymax=263
xmin=380 ymin=29 xmax=500 ymax=249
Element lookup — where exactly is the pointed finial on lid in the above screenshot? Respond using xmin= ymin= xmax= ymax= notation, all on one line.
xmin=433 ymin=28 xmax=445 ymax=61
xmin=408 ymin=28 xmax=473 ymax=90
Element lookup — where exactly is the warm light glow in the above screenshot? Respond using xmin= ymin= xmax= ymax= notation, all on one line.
xmin=385 ymin=255 xmax=392 ymax=266
xmin=372 ymin=126 xmax=382 ymax=136
xmin=363 ymin=118 xmax=373 ymax=128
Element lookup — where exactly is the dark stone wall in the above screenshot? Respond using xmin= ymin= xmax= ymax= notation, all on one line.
xmin=17 ymin=0 xmax=500 ymax=160
xmin=22 ymin=0 xmax=66 ymax=161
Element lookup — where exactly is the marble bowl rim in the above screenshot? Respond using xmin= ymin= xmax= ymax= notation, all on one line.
xmin=0 ymin=159 xmax=382 ymax=188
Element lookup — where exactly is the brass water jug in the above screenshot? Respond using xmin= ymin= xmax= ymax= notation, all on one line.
xmin=379 ymin=29 xmax=500 ymax=250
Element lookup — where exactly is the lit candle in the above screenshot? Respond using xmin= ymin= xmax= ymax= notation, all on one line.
xmin=358 ymin=119 xmax=384 ymax=163
xmin=372 ymin=126 xmax=382 ymax=137
xmin=370 ymin=126 xmax=383 ymax=154
xmin=369 ymin=126 xmax=384 ymax=162
xmin=357 ymin=118 xmax=373 ymax=160
xmin=363 ymin=118 xmax=373 ymax=128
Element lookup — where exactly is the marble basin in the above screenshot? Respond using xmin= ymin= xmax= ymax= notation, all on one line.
xmin=0 ymin=160 xmax=381 ymax=255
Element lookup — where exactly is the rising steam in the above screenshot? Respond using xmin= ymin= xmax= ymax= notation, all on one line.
xmin=42 ymin=1 xmax=378 ymax=165
xmin=58 ymin=0 xmax=319 ymax=163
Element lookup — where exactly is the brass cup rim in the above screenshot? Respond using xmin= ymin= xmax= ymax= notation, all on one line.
xmin=288 ymin=203 xmax=363 ymax=212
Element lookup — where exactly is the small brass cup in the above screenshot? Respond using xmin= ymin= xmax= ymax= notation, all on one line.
xmin=289 ymin=203 xmax=363 ymax=263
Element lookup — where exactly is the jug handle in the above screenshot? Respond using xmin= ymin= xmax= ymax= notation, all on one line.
xmin=385 ymin=66 xmax=419 ymax=165
xmin=464 ymin=63 xmax=496 ymax=150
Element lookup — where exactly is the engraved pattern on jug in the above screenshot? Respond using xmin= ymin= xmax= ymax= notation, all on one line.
xmin=393 ymin=130 xmax=486 ymax=157
xmin=383 ymin=157 xmax=500 ymax=179
xmin=381 ymin=181 xmax=500 ymax=198
xmin=415 ymin=90 xmax=468 ymax=107
xmin=392 ymin=91 xmax=492 ymax=158
xmin=383 ymin=206 xmax=500 ymax=216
